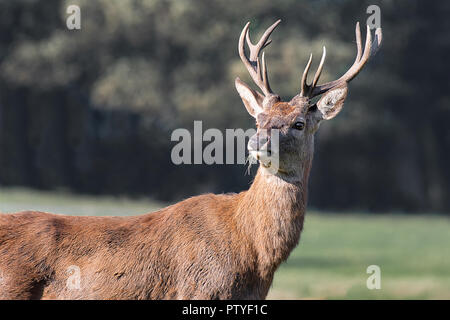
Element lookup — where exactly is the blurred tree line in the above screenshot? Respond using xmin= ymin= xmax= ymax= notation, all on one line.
xmin=0 ymin=0 xmax=449 ymax=213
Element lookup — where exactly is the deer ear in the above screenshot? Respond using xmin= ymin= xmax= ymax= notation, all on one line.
xmin=316 ymin=84 xmax=348 ymax=120
xmin=235 ymin=77 xmax=264 ymax=118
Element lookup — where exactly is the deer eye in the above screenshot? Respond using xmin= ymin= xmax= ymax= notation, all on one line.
xmin=293 ymin=121 xmax=305 ymax=130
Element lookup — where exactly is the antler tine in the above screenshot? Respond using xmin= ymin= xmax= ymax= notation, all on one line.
xmin=354 ymin=22 xmax=363 ymax=64
xmin=245 ymin=20 xmax=281 ymax=61
xmin=353 ymin=25 xmax=373 ymax=79
xmin=310 ymin=23 xmax=383 ymax=97
xmin=371 ymin=27 xmax=382 ymax=56
xmin=299 ymin=46 xmax=326 ymax=97
xmin=261 ymin=52 xmax=272 ymax=93
xmin=300 ymin=54 xmax=313 ymax=96
xmin=311 ymin=46 xmax=326 ymax=90
xmin=238 ymin=20 xmax=281 ymax=96
xmin=238 ymin=22 xmax=253 ymax=71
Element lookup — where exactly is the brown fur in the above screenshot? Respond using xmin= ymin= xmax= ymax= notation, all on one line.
xmin=0 ymin=163 xmax=309 ymax=299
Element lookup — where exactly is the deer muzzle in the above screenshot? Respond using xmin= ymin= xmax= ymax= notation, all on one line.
xmin=248 ymin=130 xmax=273 ymax=163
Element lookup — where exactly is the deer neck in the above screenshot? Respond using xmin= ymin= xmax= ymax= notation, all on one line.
xmin=235 ymin=146 xmax=314 ymax=277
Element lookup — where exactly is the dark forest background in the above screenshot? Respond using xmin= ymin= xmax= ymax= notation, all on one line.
xmin=0 ymin=0 xmax=449 ymax=213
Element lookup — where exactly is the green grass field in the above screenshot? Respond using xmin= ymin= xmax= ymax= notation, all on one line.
xmin=1 ymin=187 xmax=449 ymax=299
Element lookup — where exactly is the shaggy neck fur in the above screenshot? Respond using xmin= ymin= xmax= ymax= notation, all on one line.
xmin=235 ymin=139 xmax=314 ymax=280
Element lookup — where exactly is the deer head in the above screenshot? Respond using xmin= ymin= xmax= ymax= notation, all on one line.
xmin=235 ymin=20 xmax=382 ymax=178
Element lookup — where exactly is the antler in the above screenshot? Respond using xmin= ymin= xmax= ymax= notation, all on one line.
xmin=300 ymin=22 xmax=382 ymax=98
xmin=238 ymin=20 xmax=281 ymax=96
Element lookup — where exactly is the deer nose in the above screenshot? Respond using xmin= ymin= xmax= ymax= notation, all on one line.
xmin=248 ymin=132 xmax=270 ymax=152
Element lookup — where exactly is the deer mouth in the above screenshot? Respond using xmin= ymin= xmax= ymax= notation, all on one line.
xmin=249 ymin=149 xmax=275 ymax=167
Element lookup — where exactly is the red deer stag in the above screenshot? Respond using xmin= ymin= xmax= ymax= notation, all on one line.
xmin=0 ymin=20 xmax=381 ymax=299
